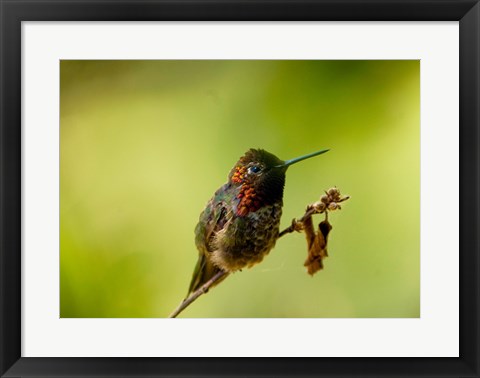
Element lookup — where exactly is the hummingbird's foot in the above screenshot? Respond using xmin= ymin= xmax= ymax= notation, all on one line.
xmin=292 ymin=218 xmax=304 ymax=232
xmin=278 ymin=218 xmax=304 ymax=237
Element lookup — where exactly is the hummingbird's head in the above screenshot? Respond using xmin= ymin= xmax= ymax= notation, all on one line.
xmin=229 ymin=149 xmax=284 ymax=188
xmin=228 ymin=148 xmax=329 ymax=216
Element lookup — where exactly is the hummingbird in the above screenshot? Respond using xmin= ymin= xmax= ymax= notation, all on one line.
xmin=187 ymin=148 xmax=329 ymax=296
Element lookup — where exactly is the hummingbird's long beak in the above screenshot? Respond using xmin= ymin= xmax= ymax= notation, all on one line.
xmin=275 ymin=149 xmax=329 ymax=168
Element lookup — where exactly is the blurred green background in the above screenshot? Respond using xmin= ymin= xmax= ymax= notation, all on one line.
xmin=60 ymin=60 xmax=419 ymax=318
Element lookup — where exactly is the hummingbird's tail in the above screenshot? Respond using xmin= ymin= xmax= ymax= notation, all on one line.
xmin=170 ymin=264 xmax=228 ymax=318
xmin=187 ymin=253 xmax=227 ymax=298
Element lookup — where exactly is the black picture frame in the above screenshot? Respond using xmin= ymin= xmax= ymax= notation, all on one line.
xmin=1 ymin=1 xmax=479 ymax=377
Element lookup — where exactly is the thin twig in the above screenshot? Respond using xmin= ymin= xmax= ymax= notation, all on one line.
xmin=278 ymin=206 xmax=318 ymax=238
xmin=169 ymin=270 xmax=229 ymax=318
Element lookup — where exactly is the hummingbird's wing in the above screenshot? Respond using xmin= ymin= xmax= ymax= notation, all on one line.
xmin=188 ymin=195 xmax=230 ymax=296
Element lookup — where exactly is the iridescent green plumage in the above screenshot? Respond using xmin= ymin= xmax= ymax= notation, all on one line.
xmin=187 ymin=148 xmax=328 ymax=297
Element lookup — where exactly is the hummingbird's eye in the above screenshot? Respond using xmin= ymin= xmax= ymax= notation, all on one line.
xmin=248 ymin=165 xmax=262 ymax=174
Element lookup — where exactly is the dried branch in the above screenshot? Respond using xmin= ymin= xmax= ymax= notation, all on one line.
xmin=278 ymin=207 xmax=316 ymax=238
xmin=169 ymin=270 xmax=228 ymax=318
xmin=278 ymin=187 xmax=349 ymax=275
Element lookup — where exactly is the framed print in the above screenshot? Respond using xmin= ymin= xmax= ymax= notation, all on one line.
xmin=1 ymin=0 xmax=479 ymax=377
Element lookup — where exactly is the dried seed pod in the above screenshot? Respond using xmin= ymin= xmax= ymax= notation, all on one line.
xmin=328 ymin=202 xmax=338 ymax=211
xmin=328 ymin=187 xmax=338 ymax=196
xmin=313 ymin=201 xmax=326 ymax=213
xmin=320 ymin=195 xmax=329 ymax=204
